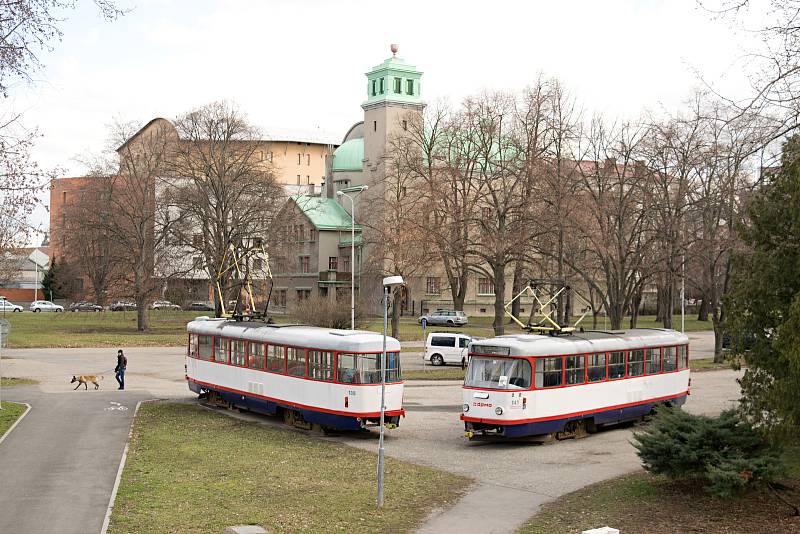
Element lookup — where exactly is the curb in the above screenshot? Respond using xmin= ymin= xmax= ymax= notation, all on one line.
xmin=0 ymin=402 xmax=31 ymax=446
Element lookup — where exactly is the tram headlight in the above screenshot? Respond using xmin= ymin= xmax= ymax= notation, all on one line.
xmin=495 ymin=407 xmax=504 ymax=416
xmin=462 ymin=404 xmax=469 ymax=412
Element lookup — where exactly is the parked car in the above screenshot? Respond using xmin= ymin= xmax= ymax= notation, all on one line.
xmin=110 ymin=301 xmax=137 ymax=312
xmin=0 ymin=299 xmax=23 ymax=312
xmin=30 ymin=300 xmax=64 ymax=313
xmin=424 ymin=332 xmax=474 ymax=366
xmin=151 ymin=300 xmax=181 ymax=311
xmin=184 ymin=301 xmax=214 ymax=312
xmin=417 ymin=309 xmax=468 ymax=327
xmin=69 ymin=301 xmax=103 ymax=312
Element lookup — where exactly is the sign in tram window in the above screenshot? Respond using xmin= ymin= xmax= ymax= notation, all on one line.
xmin=608 ymin=351 xmax=625 ymax=379
xmin=248 ymin=342 xmax=265 ymax=369
xmin=188 ymin=334 xmax=197 ymax=358
xmin=534 ymin=357 xmax=562 ymax=388
xmin=308 ymin=350 xmax=334 ymax=381
xmin=197 ymin=335 xmax=213 ymax=360
xmin=627 ymin=349 xmax=645 ymax=377
xmin=646 ymin=347 xmax=661 ymax=374
xmin=565 ymin=355 xmax=585 ymax=385
xmin=663 ymin=346 xmax=677 ymax=372
xmin=214 ymin=337 xmax=228 ymax=363
xmin=678 ymin=345 xmax=688 ymax=369
xmin=231 ymin=339 xmax=247 ymax=366
xmin=587 ymin=353 xmax=606 ymax=382
xmin=266 ymin=345 xmax=285 ymax=373
xmin=286 ymin=347 xmax=307 ymax=377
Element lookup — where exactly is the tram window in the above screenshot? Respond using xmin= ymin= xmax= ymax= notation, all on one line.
xmin=286 ymin=347 xmax=307 ymax=377
xmin=309 ymin=350 xmax=334 ymax=381
xmin=467 ymin=356 xmax=531 ymax=389
xmin=266 ymin=345 xmax=285 ymax=373
xmin=534 ymin=357 xmax=562 ymax=388
xmin=678 ymin=345 xmax=688 ymax=369
xmin=627 ymin=349 xmax=645 ymax=377
xmin=587 ymin=353 xmax=606 ymax=382
xmin=565 ymin=355 xmax=585 ymax=385
xmin=214 ymin=337 xmax=228 ymax=363
xmin=663 ymin=346 xmax=677 ymax=372
xmin=197 ymin=335 xmax=213 ymax=360
xmin=248 ymin=342 xmax=265 ymax=369
xmin=608 ymin=351 xmax=625 ymax=379
xmin=646 ymin=347 xmax=661 ymax=374
xmin=337 ymin=353 xmax=401 ymax=384
xmin=231 ymin=340 xmax=247 ymax=366
xmin=188 ymin=334 xmax=197 ymax=358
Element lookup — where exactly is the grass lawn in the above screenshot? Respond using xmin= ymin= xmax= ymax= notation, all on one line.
xmin=0 ymin=309 xmax=714 ymax=348
xmin=518 ymin=446 xmax=800 ymax=534
xmin=0 ymin=401 xmax=27 ymax=437
xmin=2 ymin=310 xmax=201 ymax=348
xmin=0 ymin=377 xmax=38 ymax=387
xmin=109 ymin=402 xmax=470 ymax=534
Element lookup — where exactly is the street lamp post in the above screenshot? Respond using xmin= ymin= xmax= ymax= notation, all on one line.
xmin=378 ymin=275 xmax=404 ymax=507
xmin=336 ymin=186 xmax=368 ymax=330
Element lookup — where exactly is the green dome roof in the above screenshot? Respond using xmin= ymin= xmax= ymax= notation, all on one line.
xmin=332 ymin=138 xmax=363 ymax=172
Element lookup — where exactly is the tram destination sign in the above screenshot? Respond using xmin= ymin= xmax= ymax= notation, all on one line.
xmin=470 ymin=344 xmax=510 ymax=356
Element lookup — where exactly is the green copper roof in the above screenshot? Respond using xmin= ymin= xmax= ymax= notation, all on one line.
xmin=331 ymin=138 xmax=364 ymax=172
xmin=292 ymin=196 xmax=361 ymax=231
xmin=364 ymin=54 xmax=423 ymax=107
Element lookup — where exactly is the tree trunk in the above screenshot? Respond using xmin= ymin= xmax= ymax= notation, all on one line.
xmin=492 ymin=265 xmax=506 ymax=336
xmin=510 ymin=261 xmax=524 ymax=323
xmin=629 ymin=289 xmax=642 ymax=329
xmin=697 ymin=297 xmax=709 ymax=321
xmin=662 ymin=281 xmax=674 ymax=329
xmin=391 ymin=287 xmax=401 ymax=339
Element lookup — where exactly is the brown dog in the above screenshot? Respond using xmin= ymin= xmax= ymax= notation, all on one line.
xmin=71 ymin=375 xmax=103 ymax=390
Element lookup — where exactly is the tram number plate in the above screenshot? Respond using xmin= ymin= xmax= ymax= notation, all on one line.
xmin=510 ymin=398 xmax=522 ymax=409
xmin=348 ymin=390 xmax=356 ymax=396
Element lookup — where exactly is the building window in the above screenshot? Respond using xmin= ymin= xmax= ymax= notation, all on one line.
xmin=296 ymin=174 xmax=301 ymax=185
xmin=306 ymin=175 xmax=310 ymax=184
xmin=482 ymin=207 xmax=492 ymax=220
xmin=329 ymin=257 xmax=338 ymax=271
xmin=73 ymin=277 xmax=84 ymax=292
xmin=426 ymin=276 xmax=440 ymax=294
xmin=478 ymin=277 xmax=494 ymax=295
xmin=276 ymin=289 xmax=287 ymax=307
xmin=371 ymin=79 xmax=377 ymax=96
xmin=406 ymin=79 xmax=414 ymax=95
xmin=253 ymin=237 xmax=263 ymax=248
xmin=299 ymin=256 xmax=310 ymax=273
xmin=308 ymin=228 xmax=316 ymax=242
xmin=379 ymin=77 xmax=385 ymax=94
xmin=297 ymin=153 xmax=301 ymax=165
xmin=62 ymin=191 xmax=67 ymax=204
xmin=402 ymin=120 xmax=407 ymax=131
xmin=268 ymin=151 xmax=273 ymax=162
xmin=296 ymin=289 xmax=311 ymax=302
xmin=393 ymin=77 xmax=402 ymax=94
xmin=252 ymin=258 xmax=262 ymax=270
xmin=307 ymin=154 xmax=310 ymax=165
xmin=373 ymin=120 xmax=377 ymax=132
xmin=192 ymin=234 xmax=203 ymax=247
xmin=342 ymin=256 xmax=350 ymax=273
xmin=192 ymin=256 xmax=204 ymax=270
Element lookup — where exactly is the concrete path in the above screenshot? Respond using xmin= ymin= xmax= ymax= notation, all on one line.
xmin=0 ymin=387 xmax=150 ymax=534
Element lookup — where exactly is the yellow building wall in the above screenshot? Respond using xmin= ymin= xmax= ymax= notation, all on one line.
xmin=264 ymin=141 xmax=335 ymax=186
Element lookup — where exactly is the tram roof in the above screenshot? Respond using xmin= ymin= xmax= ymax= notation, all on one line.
xmin=186 ymin=317 xmax=401 ymax=353
xmin=469 ymin=328 xmax=689 ymax=357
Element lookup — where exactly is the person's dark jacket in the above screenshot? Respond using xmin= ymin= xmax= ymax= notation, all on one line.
xmin=115 ymin=353 xmax=127 ymax=372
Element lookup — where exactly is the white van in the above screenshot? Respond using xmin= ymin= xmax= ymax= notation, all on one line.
xmin=425 ymin=333 xmax=472 ymax=366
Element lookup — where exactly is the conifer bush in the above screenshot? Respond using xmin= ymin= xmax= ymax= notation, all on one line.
xmin=633 ymin=408 xmax=783 ymax=497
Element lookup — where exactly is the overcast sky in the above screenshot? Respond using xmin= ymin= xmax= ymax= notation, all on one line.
xmin=13 ymin=0 xmax=767 ymax=239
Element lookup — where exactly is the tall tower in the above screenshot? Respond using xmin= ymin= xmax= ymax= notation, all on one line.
xmin=362 ymin=44 xmax=424 ymax=185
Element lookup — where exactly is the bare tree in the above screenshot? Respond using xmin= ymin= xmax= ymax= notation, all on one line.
xmin=167 ymin=102 xmax=285 ymax=316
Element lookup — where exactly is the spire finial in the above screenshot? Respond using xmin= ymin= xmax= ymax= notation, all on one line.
xmin=390 ymin=43 xmax=398 ymax=57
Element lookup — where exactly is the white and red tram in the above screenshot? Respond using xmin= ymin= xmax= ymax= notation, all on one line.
xmin=186 ymin=317 xmax=404 ymax=431
xmin=461 ymin=329 xmax=690 ymax=439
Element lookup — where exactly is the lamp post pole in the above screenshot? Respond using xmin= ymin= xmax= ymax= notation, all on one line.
xmin=337 ymin=186 xmax=367 ymax=330
xmin=377 ymin=284 xmax=388 ymax=507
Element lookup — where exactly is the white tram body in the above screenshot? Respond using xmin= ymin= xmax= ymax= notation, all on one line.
xmin=186 ymin=318 xmax=404 ymax=431
xmin=462 ymin=329 xmax=690 ymax=439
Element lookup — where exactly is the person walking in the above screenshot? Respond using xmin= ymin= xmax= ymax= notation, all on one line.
xmin=115 ymin=349 xmax=127 ymax=390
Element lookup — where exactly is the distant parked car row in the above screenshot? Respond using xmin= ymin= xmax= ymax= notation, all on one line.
xmin=0 ymin=296 xmax=215 ymax=314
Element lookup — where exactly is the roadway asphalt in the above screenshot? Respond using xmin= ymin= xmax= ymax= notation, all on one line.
xmin=0 ymin=330 xmax=736 ymax=534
